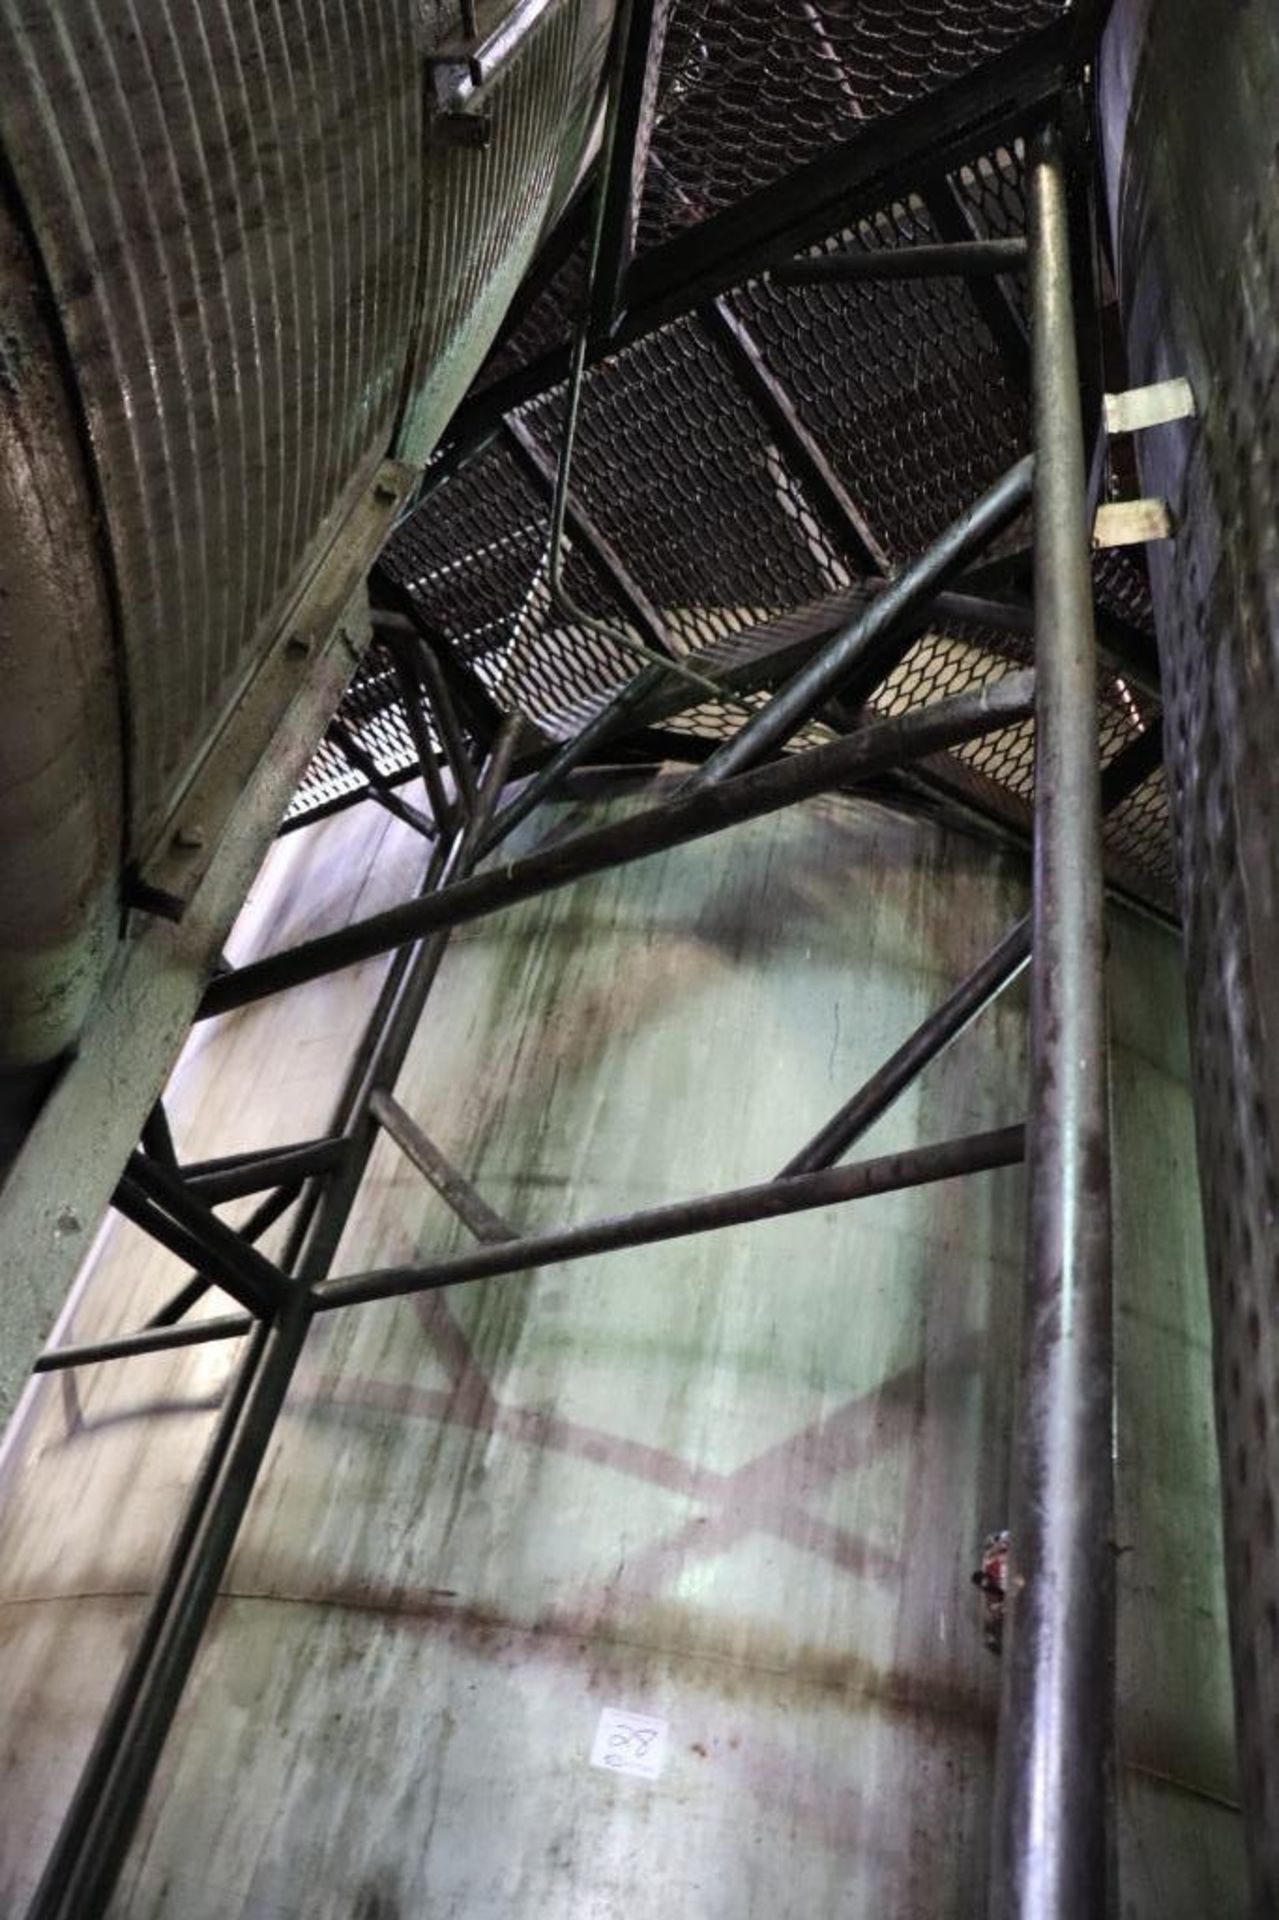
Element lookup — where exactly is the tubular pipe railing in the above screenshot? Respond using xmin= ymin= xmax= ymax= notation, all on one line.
xmin=989 ymin=128 xmax=1114 ymax=1920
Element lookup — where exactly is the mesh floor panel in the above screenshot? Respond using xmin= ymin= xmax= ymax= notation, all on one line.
xmin=634 ymin=0 xmax=1067 ymax=251
xmin=289 ymin=13 xmax=1174 ymax=918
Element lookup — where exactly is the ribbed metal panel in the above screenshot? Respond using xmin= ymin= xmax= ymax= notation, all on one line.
xmin=0 ymin=0 xmax=423 ymax=852
xmin=398 ymin=0 xmax=609 ymax=460
xmin=1101 ymin=3 xmax=1279 ymax=1910
xmin=0 ymin=192 xmax=122 ymax=1077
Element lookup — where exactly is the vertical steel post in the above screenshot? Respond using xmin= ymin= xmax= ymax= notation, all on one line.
xmin=990 ymin=129 xmax=1113 ymax=1920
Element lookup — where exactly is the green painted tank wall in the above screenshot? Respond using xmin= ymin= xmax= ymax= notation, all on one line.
xmin=0 ymin=788 xmax=1244 ymax=1914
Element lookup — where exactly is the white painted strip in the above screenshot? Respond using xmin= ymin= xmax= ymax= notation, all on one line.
xmin=1093 ymin=499 xmax=1174 ymax=548
xmin=1103 ymin=378 xmax=1196 ymax=435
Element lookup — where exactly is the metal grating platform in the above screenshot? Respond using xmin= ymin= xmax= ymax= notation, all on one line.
xmin=633 ymin=0 xmax=1068 ymax=250
xmin=293 ymin=74 xmax=1174 ymax=918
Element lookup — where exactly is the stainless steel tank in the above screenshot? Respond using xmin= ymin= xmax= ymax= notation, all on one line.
xmin=0 ymin=791 xmax=1244 ymax=1913
xmin=0 ymin=0 xmax=613 ymax=1119
xmin=1100 ymin=4 xmax=1279 ymax=1906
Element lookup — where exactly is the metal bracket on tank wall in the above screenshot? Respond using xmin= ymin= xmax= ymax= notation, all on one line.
xmin=134 ymin=460 xmax=416 ymax=917
xmin=1092 ymin=497 xmax=1174 ymax=547
xmin=426 ymin=0 xmax=557 ymax=113
xmin=1090 ymin=381 xmax=1194 ymax=549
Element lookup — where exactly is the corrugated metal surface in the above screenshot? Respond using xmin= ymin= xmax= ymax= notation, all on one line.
xmin=1100 ymin=3 xmax=1279 ymax=1909
xmin=0 ymin=0 xmax=617 ymax=1086
xmin=398 ymin=0 xmax=613 ymax=461
xmin=0 ymin=0 xmax=423 ymax=852
xmin=0 ymin=191 xmax=121 ymax=1073
xmin=0 ymin=791 xmax=1243 ymax=1913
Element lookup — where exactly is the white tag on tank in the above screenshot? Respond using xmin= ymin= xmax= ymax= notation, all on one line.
xmin=590 ymin=1706 xmax=669 ymax=1781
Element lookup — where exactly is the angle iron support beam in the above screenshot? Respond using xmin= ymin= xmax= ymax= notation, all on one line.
xmin=683 ymin=453 xmax=1035 ymax=788
xmin=111 ymin=1179 xmax=275 ymax=1322
xmin=317 ymin=1125 xmax=1026 ymax=1311
xmin=327 ymin=719 xmax=436 ymax=840
xmin=122 ymin=1154 xmax=290 ymax=1319
xmin=382 ymin=630 xmax=461 ymax=835
xmin=0 ymin=462 xmax=400 ymax=1425
xmin=481 ymin=660 xmax=671 ymax=854
xmin=369 ymin=568 xmax=509 ymax=752
xmin=770 ymin=237 xmax=1028 ymax=285
xmin=181 ymin=1138 xmax=347 ymax=1206
xmin=200 ymin=672 xmax=1036 ymax=1018
xmin=146 ymin=1182 xmax=306 ymax=1329
xmin=370 ymin=1089 xmax=515 ymax=1244
xmin=280 ymin=715 xmax=523 ymax=1290
xmin=778 ymin=915 xmax=1032 ymax=1177
xmin=922 ymin=180 xmax=1031 ymax=389
xmin=589 ymin=0 xmax=667 ymax=340
xmin=990 ymin=128 xmax=1113 ymax=1920
xmin=699 ymin=298 xmax=890 ymax=576
xmin=407 ymin=632 xmax=482 ymax=816
xmin=435 ymin=24 xmax=1072 ymax=465
xmin=140 ymin=1102 xmax=179 ymax=1171
xmin=34 ymin=1311 xmax=256 ymax=1375
xmin=502 ymin=416 xmax=675 ymax=655
xmin=1098 ymin=721 xmax=1162 ymax=815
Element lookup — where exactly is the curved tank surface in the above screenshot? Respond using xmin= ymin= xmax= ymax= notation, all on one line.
xmin=0 ymin=791 xmax=1245 ymax=1914
xmin=0 ymin=0 xmax=613 ymax=1100
xmin=1101 ymin=2 xmax=1279 ymax=1905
